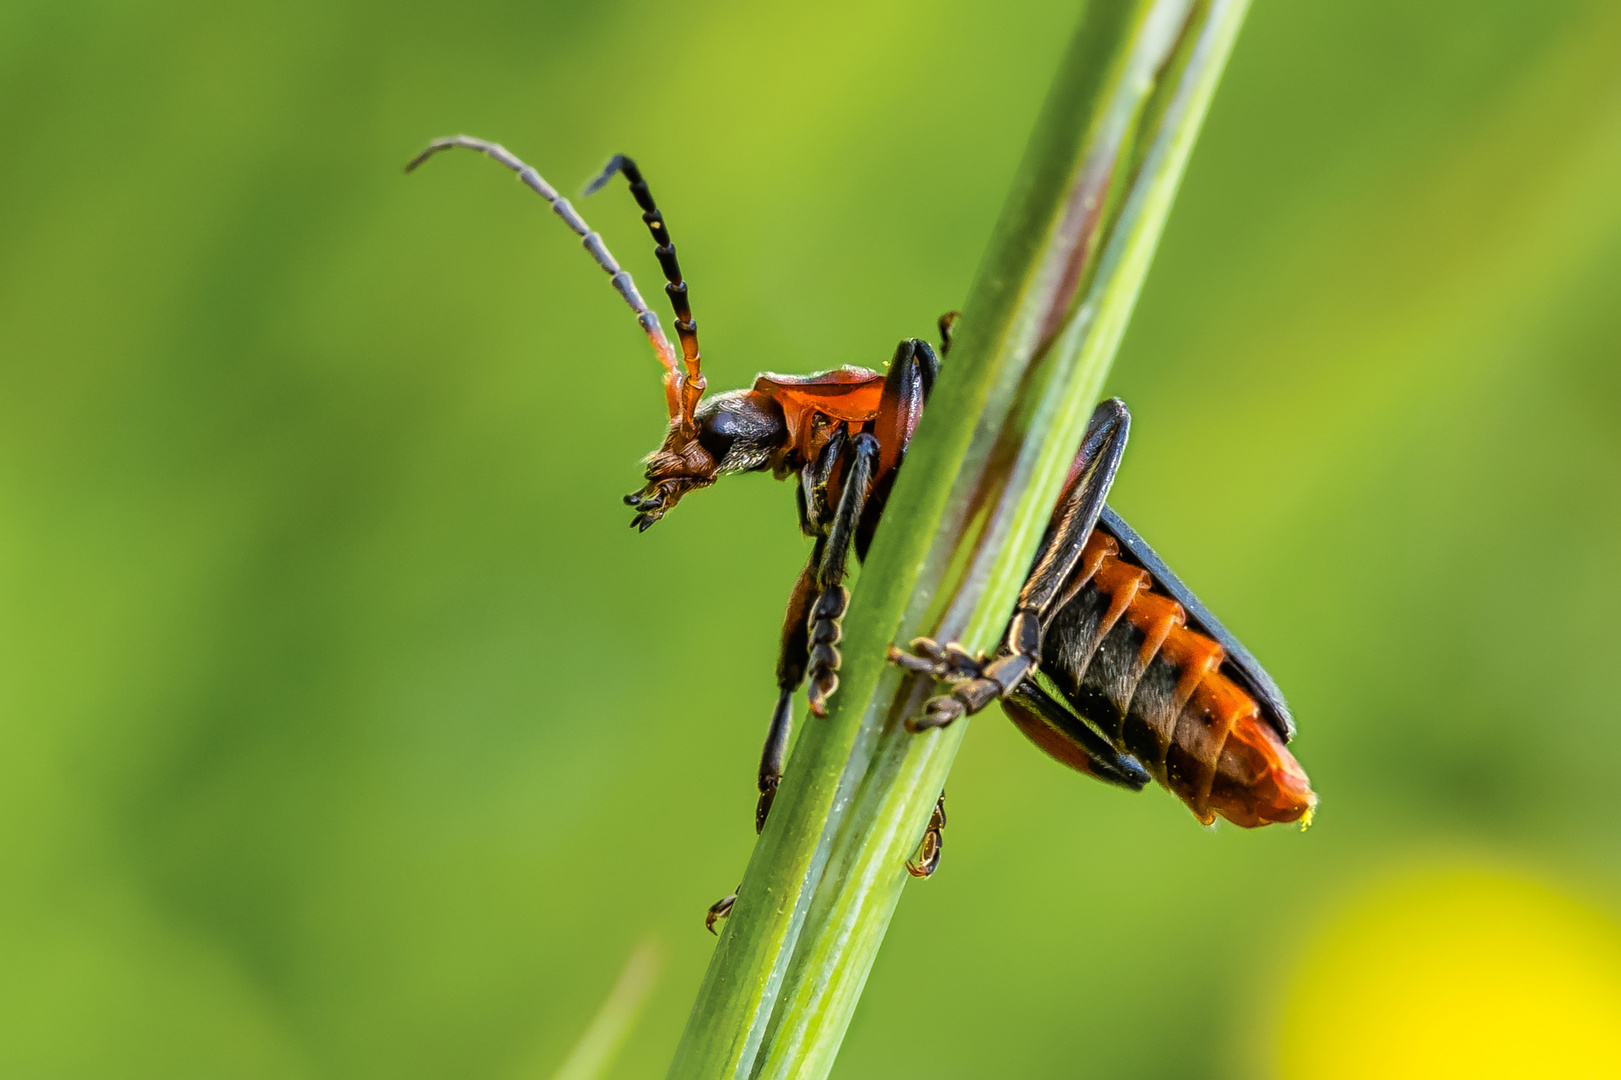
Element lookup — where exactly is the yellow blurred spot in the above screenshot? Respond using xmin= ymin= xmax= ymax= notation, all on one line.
xmin=1278 ymin=867 xmax=1621 ymax=1080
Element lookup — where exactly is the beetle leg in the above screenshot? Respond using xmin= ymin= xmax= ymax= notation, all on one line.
xmin=715 ymin=555 xmax=810 ymax=928
xmin=755 ymin=695 xmax=792 ymax=832
xmin=858 ymin=336 xmax=940 ymax=558
xmin=937 ymin=311 xmax=960 ymax=356
xmin=707 ymin=546 xmax=819 ymax=945
xmin=705 ymin=888 xmax=739 ymax=934
xmin=897 ymin=611 xmax=1045 ymax=730
xmin=890 ymin=399 xmax=1132 ymax=730
xmin=748 ymin=336 xmax=956 ymax=852
xmin=1003 ymin=678 xmax=1149 ymax=790
xmin=905 ymin=791 xmax=948 ymax=878
xmin=806 ymin=433 xmax=881 ymax=717
xmin=889 ymin=638 xmax=983 ymax=680
xmin=754 ymin=547 xmax=823 ymax=831
xmin=803 ymin=429 xmax=847 ymax=535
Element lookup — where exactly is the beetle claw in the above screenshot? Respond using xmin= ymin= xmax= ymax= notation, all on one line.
xmin=908 ymin=694 xmax=966 ymax=731
xmin=705 ymin=890 xmax=738 ymax=933
xmin=806 ymin=672 xmax=838 ymax=718
xmin=888 ymin=636 xmax=986 ymax=682
xmin=905 ymin=793 xmax=947 ymax=877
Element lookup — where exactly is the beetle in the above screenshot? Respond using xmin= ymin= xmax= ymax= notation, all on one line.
xmin=407 ymin=136 xmax=1316 ymax=927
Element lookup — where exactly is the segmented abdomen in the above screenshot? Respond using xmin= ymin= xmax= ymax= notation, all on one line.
xmin=1041 ymin=530 xmax=1314 ymax=828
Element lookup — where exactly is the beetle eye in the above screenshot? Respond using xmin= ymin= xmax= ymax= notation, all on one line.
xmin=694 ymin=390 xmax=785 ymax=474
xmin=696 ymin=413 xmax=736 ymax=464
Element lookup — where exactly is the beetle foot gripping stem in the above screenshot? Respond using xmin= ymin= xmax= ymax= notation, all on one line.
xmin=905 ymin=792 xmax=947 ymax=878
xmin=888 ymin=614 xmax=1040 ymax=731
xmin=888 ymin=635 xmax=998 ymax=726
xmin=705 ymin=888 xmax=738 ymax=934
xmin=888 ymin=638 xmax=985 ymax=729
xmin=755 ymin=774 xmax=779 ymax=834
xmin=805 ymin=586 xmax=849 ymax=718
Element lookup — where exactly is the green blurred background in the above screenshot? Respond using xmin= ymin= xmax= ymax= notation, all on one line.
xmin=4 ymin=0 xmax=1620 ymax=1076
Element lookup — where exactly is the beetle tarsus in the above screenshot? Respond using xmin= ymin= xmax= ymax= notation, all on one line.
xmin=705 ymin=890 xmax=737 ymax=934
xmin=889 ymin=637 xmax=981 ymax=681
xmin=755 ymin=777 xmax=779 ymax=833
xmin=805 ymin=586 xmax=849 ymax=717
xmin=801 ymin=433 xmax=879 ymax=718
xmin=905 ymin=792 xmax=948 ymax=877
xmin=806 ymin=673 xmax=839 ymax=718
xmin=937 ymin=311 xmax=960 ymax=356
xmin=890 ymin=636 xmax=1004 ymax=730
xmin=910 ymin=693 xmax=967 ymax=731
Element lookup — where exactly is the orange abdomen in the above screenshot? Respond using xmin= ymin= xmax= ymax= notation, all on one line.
xmin=1038 ymin=531 xmax=1314 ymax=828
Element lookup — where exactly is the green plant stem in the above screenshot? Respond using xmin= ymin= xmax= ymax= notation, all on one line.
xmin=666 ymin=3 xmax=1249 ymax=1078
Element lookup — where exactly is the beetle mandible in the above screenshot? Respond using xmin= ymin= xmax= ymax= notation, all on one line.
xmin=407 ymin=136 xmax=1316 ymax=928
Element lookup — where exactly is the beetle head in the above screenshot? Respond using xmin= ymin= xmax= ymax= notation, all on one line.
xmin=623 ymin=389 xmax=787 ymax=529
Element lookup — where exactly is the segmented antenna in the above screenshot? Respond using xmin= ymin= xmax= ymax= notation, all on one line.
xmin=583 ymin=155 xmax=706 ymax=425
xmin=406 ymin=135 xmax=687 ymax=420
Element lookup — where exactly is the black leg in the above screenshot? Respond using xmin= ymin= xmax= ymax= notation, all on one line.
xmin=754 ymin=547 xmax=822 ymax=831
xmin=890 ymin=399 xmax=1132 ymax=729
xmin=755 ymin=690 xmax=793 ymax=833
xmin=732 ymin=337 xmax=950 ymax=917
xmin=872 ymin=339 xmax=940 ymax=460
xmin=1016 ymin=398 xmax=1132 ymax=619
xmin=858 ymin=337 xmax=940 ymax=559
xmin=1003 ymin=678 xmax=1149 ymax=790
xmin=748 ymin=338 xmax=944 ymax=877
xmin=802 ymin=430 xmax=848 ymax=537
xmin=752 ymin=337 xmax=941 ymax=865
xmin=705 ymin=889 xmax=738 ymax=934
xmin=937 ymin=311 xmax=960 ymax=357
xmin=905 ymin=791 xmax=948 ymax=878
xmin=806 ymin=432 xmax=881 ymax=717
